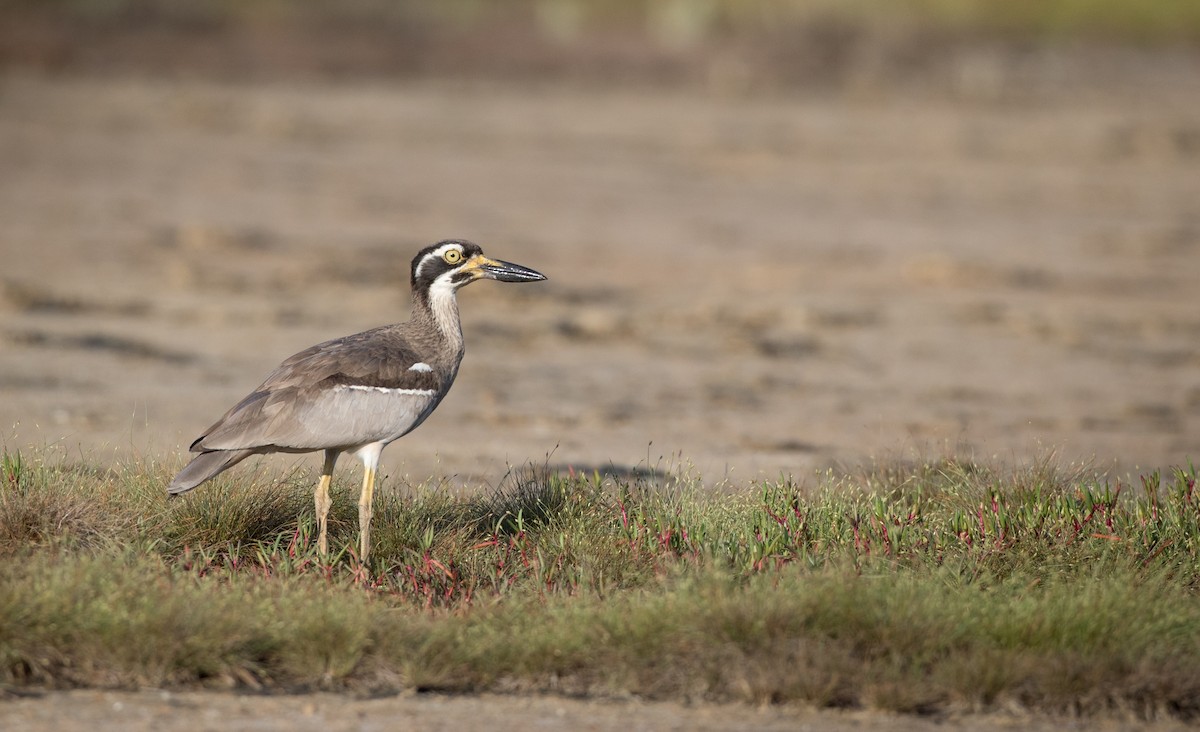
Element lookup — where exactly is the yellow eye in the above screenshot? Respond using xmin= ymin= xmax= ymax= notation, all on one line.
xmin=443 ymin=249 xmax=463 ymax=265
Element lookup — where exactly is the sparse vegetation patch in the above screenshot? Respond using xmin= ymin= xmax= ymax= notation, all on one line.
xmin=2 ymin=449 xmax=1198 ymax=720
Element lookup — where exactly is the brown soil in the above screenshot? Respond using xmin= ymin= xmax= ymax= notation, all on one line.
xmin=1 ymin=689 xmax=1190 ymax=732
xmin=2 ymin=73 xmax=1199 ymax=487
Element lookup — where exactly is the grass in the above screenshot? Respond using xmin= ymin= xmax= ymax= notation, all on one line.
xmin=2 ymin=447 xmax=1200 ymax=720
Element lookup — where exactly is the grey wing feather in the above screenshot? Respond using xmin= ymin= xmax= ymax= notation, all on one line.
xmin=285 ymin=386 xmax=441 ymax=449
xmin=191 ymin=326 xmax=445 ymax=452
xmin=168 ymin=448 xmax=257 ymax=494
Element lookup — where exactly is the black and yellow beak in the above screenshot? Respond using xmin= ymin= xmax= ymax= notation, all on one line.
xmin=470 ymin=255 xmax=547 ymax=283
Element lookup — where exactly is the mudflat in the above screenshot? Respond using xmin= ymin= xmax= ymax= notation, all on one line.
xmin=3 ymin=66 xmax=1200 ymax=732
xmin=1 ymin=73 xmax=1198 ymax=489
xmin=0 ymin=689 xmax=1190 ymax=732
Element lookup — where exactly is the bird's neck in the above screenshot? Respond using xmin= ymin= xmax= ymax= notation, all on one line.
xmin=414 ymin=280 xmax=464 ymax=353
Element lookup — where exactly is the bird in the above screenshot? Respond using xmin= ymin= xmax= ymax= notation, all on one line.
xmin=168 ymin=239 xmax=547 ymax=563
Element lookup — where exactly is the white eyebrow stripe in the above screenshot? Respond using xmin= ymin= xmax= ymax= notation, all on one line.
xmin=408 ymin=362 xmax=433 ymax=372
xmin=433 ymin=242 xmax=464 ymax=258
xmin=336 ymin=384 xmax=436 ymax=396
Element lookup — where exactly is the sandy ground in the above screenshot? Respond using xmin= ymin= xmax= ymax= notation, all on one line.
xmin=0 ymin=689 xmax=1190 ymax=732
xmin=2 ymin=70 xmax=1200 ymax=730
xmin=2 ymin=72 xmax=1199 ymax=489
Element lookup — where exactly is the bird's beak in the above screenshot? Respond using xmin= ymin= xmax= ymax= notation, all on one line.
xmin=473 ymin=256 xmax=547 ymax=283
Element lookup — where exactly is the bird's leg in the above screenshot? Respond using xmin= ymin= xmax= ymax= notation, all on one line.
xmin=315 ymin=450 xmax=338 ymax=555
xmin=358 ymin=465 xmax=376 ymax=565
xmin=356 ymin=443 xmax=383 ymax=567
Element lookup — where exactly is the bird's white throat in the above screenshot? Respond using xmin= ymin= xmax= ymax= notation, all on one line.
xmin=426 ymin=271 xmax=464 ymax=351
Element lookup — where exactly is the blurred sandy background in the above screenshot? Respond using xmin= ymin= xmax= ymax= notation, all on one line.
xmin=2 ymin=1 xmax=1199 ymax=487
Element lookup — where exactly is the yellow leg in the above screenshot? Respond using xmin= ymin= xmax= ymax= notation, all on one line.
xmin=358 ymin=464 xmax=376 ymax=564
xmin=315 ymin=451 xmax=338 ymax=555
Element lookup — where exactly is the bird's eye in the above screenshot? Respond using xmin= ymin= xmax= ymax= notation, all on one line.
xmin=443 ymin=249 xmax=463 ymax=265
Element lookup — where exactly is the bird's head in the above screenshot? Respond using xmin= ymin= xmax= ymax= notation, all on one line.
xmin=411 ymin=240 xmax=546 ymax=298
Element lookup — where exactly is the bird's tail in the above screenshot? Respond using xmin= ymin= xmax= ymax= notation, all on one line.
xmin=168 ymin=449 xmax=256 ymax=496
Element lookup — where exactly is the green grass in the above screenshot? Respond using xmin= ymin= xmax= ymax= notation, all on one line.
xmin=2 ymin=448 xmax=1199 ymax=719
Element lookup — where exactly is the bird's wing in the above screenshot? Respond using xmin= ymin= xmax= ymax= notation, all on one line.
xmin=192 ymin=328 xmax=446 ymax=452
